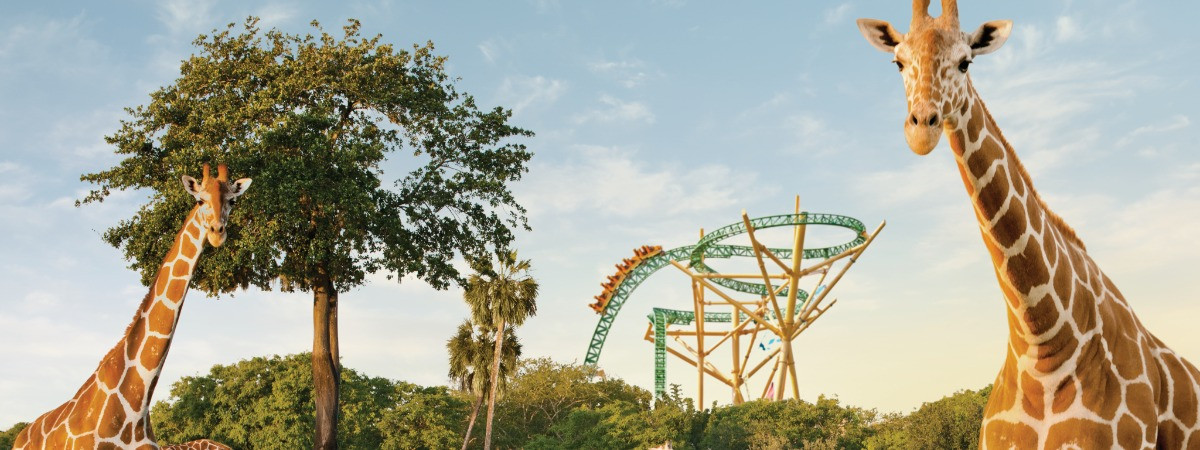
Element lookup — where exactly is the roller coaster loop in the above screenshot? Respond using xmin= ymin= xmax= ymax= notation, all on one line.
xmin=583 ymin=212 xmax=867 ymax=366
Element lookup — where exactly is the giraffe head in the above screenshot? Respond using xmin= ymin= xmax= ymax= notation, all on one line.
xmin=180 ymin=163 xmax=251 ymax=248
xmin=857 ymin=0 xmax=1012 ymax=155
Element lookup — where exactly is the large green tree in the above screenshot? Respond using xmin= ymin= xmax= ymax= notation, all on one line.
xmin=462 ymin=251 xmax=538 ymax=450
xmin=79 ymin=17 xmax=531 ymax=449
xmin=446 ymin=319 xmax=520 ymax=450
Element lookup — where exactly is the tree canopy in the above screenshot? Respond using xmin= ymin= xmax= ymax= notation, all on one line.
xmin=80 ymin=16 xmax=532 ymax=296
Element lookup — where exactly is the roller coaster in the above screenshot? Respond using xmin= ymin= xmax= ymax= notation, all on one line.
xmin=584 ymin=199 xmax=884 ymax=403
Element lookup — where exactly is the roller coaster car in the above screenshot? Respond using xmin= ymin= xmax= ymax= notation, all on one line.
xmin=590 ymin=244 xmax=664 ymax=314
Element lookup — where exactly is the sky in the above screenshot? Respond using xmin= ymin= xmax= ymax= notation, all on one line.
xmin=2 ymin=0 xmax=1198 ymax=428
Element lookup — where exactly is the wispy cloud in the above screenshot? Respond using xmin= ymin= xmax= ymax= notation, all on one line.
xmin=730 ymin=92 xmax=851 ymax=157
xmin=255 ymin=2 xmax=298 ymax=28
xmin=976 ymin=20 xmax=1156 ymax=174
xmin=571 ymin=95 xmax=655 ymax=125
xmin=1055 ymin=16 xmax=1084 ymax=43
xmin=155 ymin=0 xmax=216 ymax=37
xmin=517 ymin=145 xmax=762 ymax=219
xmin=496 ymin=75 xmax=567 ymax=115
xmin=0 ymin=13 xmax=109 ymax=80
xmin=824 ymin=3 xmax=853 ymax=26
xmin=156 ymin=0 xmax=217 ymax=36
xmin=527 ymin=0 xmax=561 ymax=14
xmin=588 ymin=58 xmax=662 ymax=88
xmin=1117 ymin=115 xmax=1189 ymax=147
xmin=1056 ymin=183 xmax=1200 ymax=274
xmin=478 ymin=38 xmax=513 ymax=64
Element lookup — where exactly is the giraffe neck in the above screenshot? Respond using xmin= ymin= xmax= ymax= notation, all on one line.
xmin=950 ymin=83 xmax=1200 ymax=447
xmin=945 ymin=81 xmax=1091 ymax=348
xmin=120 ymin=204 xmax=208 ymax=410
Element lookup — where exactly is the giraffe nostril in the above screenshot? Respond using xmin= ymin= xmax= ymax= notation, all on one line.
xmin=910 ymin=114 xmax=919 ymax=126
xmin=928 ymin=114 xmax=939 ymax=127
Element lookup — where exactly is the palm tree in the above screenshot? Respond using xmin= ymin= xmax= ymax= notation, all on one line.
xmin=463 ymin=250 xmax=538 ymax=450
xmin=446 ymin=320 xmax=520 ymax=450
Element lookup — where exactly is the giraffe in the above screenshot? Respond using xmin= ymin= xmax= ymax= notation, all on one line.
xmin=857 ymin=1 xmax=1200 ymax=448
xmin=13 ymin=164 xmax=250 ymax=450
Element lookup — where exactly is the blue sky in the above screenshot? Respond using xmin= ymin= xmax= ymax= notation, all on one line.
xmin=2 ymin=0 xmax=1197 ymax=427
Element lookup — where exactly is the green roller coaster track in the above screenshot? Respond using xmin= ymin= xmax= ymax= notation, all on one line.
xmin=649 ymin=303 xmax=810 ymax=397
xmin=583 ymin=213 xmax=869 ymax=391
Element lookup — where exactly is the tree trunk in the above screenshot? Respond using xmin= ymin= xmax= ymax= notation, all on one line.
xmin=461 ymin=394 xmax=483 ymax=450
xmin=313 ymin=275 xmax=340 ymax=450
xmin=483 ymin=317 xmax=506 ymax=450
xmin=330 ymin=289 xmax=340 ymax=376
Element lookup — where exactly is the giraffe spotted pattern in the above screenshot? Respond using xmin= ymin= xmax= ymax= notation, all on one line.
xmin=859 ymin=1 xmax=1200 ymax=448
xmin=13 ymin=164 xmax=249 ymax=450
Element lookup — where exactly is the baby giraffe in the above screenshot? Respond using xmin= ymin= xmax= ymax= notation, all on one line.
xmin=14 ymin=164 xmax=249 ymax=449
xmin=857 ymin=1 xmax=1200 ymax=448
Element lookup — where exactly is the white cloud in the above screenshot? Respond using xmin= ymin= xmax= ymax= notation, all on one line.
xmin=853 ymin=157 xmax=954 ymax=207
xmin=517 ymin=145 xmax=762 ymax=219
xmin=823 ymin=3 xmax=853 ymax=26
xmin=780 ymin=113 xmax=845 ymax=157
xmin=730 ymin=92 xmax=851 ymax=157
xmin=571 ymin=95 xmax=655 ymax=125
xmin=975 ymin=22 xmax=1155 ymax=174
xmin=156 ymin=0 xmax=216 ymax=37
xmin=1117 ymin=115 xmax=1189 ymax=146
xmin=1055 ymin=16 xmax=1084 ymax=42
xmin=255 ymin=2 xmax=298 ymax=28
xmin=528 ymin=0 xmax=561 ymax=14
xmin=588 ymin=58 xmax=662 ymax=88
xmin=496 ymin=75 xmax=567 ymax=115
xmin=1065 ymin=182 xmax=1200 ymax=274
xmin=0 ymin=13 xmax=109 ymax=79
xmin=0 ymin=184 xmax=31 ymax=204
xmin=479 ymin=38 xmax=516 ymax=64
xmin=44 ymin=108 xmax=126 ymax=164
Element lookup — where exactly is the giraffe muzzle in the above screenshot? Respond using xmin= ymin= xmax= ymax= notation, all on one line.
xmin=904 ymin=103 xmax=943 ymax=155
xmin=206 ymin=227 xmax=227 ymax=247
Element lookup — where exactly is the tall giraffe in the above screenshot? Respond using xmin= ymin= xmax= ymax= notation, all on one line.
xmin=857 ymin=1 xmax=1200 ymax=448
xmin=13 ymin=164 xmax=249 ymax=450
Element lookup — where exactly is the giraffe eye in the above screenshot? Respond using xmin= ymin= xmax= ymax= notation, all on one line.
xmin=958 ymin=59 xmax=971 ymax=73
xmin=893 ymin=60 xmax=905 ymax=72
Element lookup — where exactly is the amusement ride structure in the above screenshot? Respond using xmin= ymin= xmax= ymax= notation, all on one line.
xmin=585 ymin=198 xmax=884 ymax=404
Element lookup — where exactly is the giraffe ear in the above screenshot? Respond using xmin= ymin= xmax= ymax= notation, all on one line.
xmin=227 ymin=178 xmax=252 ymax=199
xmin=969 ymin=20 xmax=1013 ymax=56
xmin=181 ymin=175 xmax=202 ymax=198
xmin=857 ymin=19 xmax=904 ymax=54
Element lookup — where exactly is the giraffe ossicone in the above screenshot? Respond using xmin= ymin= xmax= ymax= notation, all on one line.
xmin=859 ymin=1 xmax=1200 ymax=448
xmin=13 ymin=164 xmax=250 ymax=450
